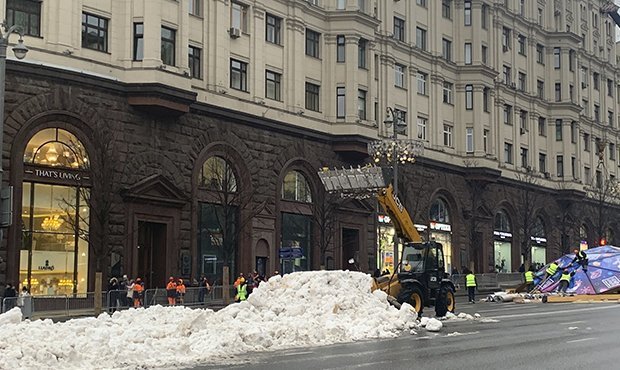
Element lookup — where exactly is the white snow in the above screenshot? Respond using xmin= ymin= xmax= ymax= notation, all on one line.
xmin=0 ymin=271 xmax=419 ymax=370
xmin=425 ymin=318 xmax=443 ymax=332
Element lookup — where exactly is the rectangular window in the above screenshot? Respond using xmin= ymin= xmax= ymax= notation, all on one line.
xmin=581 ymin=67 xmax=588 ymax=89
xmin=465 ymin=85 xmax=473 ymax=110
xmin=538 ymin=117 xmax=546 ymax=136
xmin=306 ymin=29 xmax=320 ymax=58
xmin=416 ymin=27 xmax=427 ymax=50
xmin=394 ymin=64 xmax=405 ymax=88
xmin=483 ymin=87 xmax=490 ymax=112
xmin=553 ymin=48 xmax=561 ymax=69
xmin=609 ymin=111 xmax=614 ymax=127
xmin=443 ymin=81 xmax=453 ymax=104
xmin=394 ymin=17 xmax=405 ymax=42
xmin=464 ymin=43 xmax=472 ymax=65
xmin=358 ymin=39 xmax=367 ymax=68
xmin=555 ymin=83 xmax=561 ymax=102
xmin=594 ymin=104 xmax=600 ymax=123
xmin=442 ymin=0 xmax=452 ymax=19
xmin=417 ymin=0 xmax=427 ymax=6
xmin=481 ymin=45 xmax=488 ymax=64
xmin=189 ymin=0 xmax=201 ymax=16
xmin=584 ymin=167 xmax=591 ymax=184
xmin=504 ymin=142 xmax=513 ymax=164
xmin=188 ymin=46 xmax=201 ymax=79
xmin=584 ymin=133 xmax=590 ymax=152
xmin=555 ymin=119 xmax=563 ymax=141
xmin=417 ymin=117 xmax=427 ymax=140
xmin=266 ymin=14 xmax=282 ymax=45
xmin=593 ymin=73 xmax=600 ymax=90
xmin=481 ymin=4 xmax=488 ymax=29
xmin=82 ymin=13 xmax=109 ymax=52
xmin=521 ymin=147 xmax=529 ymax=168
xmin=557 ymin=155 xmax=564 ymax=177
xmin=571 ymin=121 xmax=577 ymax=143
xmin=520 ymin=110 xmax=528 ymax=131
xmin=230 ymin=59 xmax=248 ymax=91
xmin=265 ymin=70 xmax=281 ymax=101
xmin=536 ymin=44 xmax=545 ymax=64
xmin=596 ymin=170 xmax=602 ymax=189
xmin=336 ymin=87 xmax=346 ymax=118
xmin=305 ymin=82 xmax=320 ymax=112
xmin=569 ymin=84 xmax=574 ymax=102
xmin=611 ymin=143 xmax=616 ymax=160
xmin=571 ymin=157 xmax=576 ymax=178
xmin=537 ymin=80 xmax=544 ymax=99
xmin=394 ymin=109 xmax=407 ymax=126
xmin=161 ymin=26 xmax=176 ymax=66
xmin=504 ymin=105 xmax=513 ymax=125
xmin=336 ymin=0 xmax=346 ymax=9
xmin=336 ymin=35 xmax=345 ymax=62
xmin=569 ymin=50 xmax=575 ymax=71
xmin=539 ymin=153 xmax=547 ymax=173
xmin=538 ymin=8 xmax=544 ymax=25
xmin=358 ymin=90 xmax=367 ymax=120
xmin=417 ymin=72 xmax=427 ymax=95
xmin=518 ymin=35 xmax=526 ymax=55
xmin=464 ymin=1 xmax=472 ymax=25
xmin=583 ymin=99 xmax=589 ymax=116
xmin=502 ymin=27 xmax=511 ymax=51
xmin=483 ymin=129 xmax=489 ymax=153
xmin=6 ymin=0 xmax=41 ymax=36
xmin=503 ymin=65 xmax=512 ymax=84
xmin=442 ymin=38 xmax=452 ymax=61
xmin=466 ymin=127 xmax=474 ymax=153
xmin=518 ymin=72 xmax=526 ymax=91
xmin=231 ymin=2 xmax=248 ymax=31
xmin=443 ymin=124 xmax=453 ymax=147
xmin=133 ymin=23 xmax=144 ymax=61
xmin=519 ymin=0 xmax=525 ymax=16
xmin=608 ymin=79 xmax=614 ymax=97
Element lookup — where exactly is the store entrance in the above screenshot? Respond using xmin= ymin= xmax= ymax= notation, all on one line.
xmin=342 ymin=228 xmax=359 ymax=270
xmin=137 ymin=221 xmax=167 ymax=288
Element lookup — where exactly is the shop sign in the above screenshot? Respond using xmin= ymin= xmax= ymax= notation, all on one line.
xmin=430 ymin=222 xmax=451 ymax=232
xmin=530 ymin=236 xmax=547 ymax=244
xmin=415 ymin=224 xmax=428 ymax=232
xmin=33 ymin=168 xmax=81 ymax=181
xmin=279 ymin=247 xmax=303 ymax=259
xmin=493 ymin=231 xmax=513 ymax=239
xmin=378 ymin=215 xmax=392 ymax=224
xmin=37 ymin=260 xmax=55 ymax=271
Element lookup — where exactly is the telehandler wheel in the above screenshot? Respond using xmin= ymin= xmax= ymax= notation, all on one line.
xmin=397 ymin=285 xmax=423 ymax=314
xmin=435 ymin=286 xmax=455 ymax=317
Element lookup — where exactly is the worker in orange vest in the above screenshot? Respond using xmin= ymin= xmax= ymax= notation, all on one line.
xmin=133 ymin=278 xmax=144 ymax=307
xmin=176 ymin=278 xmax=186 ymax=305
xmin=166 ymin=277 xmax=177 ymax=306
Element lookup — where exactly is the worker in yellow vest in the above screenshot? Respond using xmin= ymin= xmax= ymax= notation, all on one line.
xmin=524 ymin=268 xmax=535 ymax=292
xmin=557 ymin=269 xmax=575 ymax=295
xmin=545 ymin=261 xmax=559 ymax=280
xmin=465 ymin=269 xmax=477 ymax=303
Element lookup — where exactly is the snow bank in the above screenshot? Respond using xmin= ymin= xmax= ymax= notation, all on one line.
xmin=0 ymin=271 xmax=417 ymax=370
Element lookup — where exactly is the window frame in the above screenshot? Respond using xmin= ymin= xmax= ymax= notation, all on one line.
xmin=265 ymin=70 xmax=282 ymax=101
xmin=336 ymin=87 xmax=346 ymax=118
xmin=394 ymin=17 xmax=406 ymax=42
xmin=465 ymin=84 xmax=473 ymax=110
xmin=133 ymin=23 xmax=144 ymax=61
xmin=6 ymin=0 xmax=41 ymax=37
xmin=230 ymin=59 xmax=249 ymax=92
xmin=305 ymin=29 xmax=321 ymax=58
xmin=394 ymin=64 xmax=406 ymax=88
xmin=336 ymin=35 xmax=346 ymax=63
xmin=81 ymin=12 xmax=109 ymax=52
xmin=188 ymin=45 xmax=202 ymax=79
xmin=305 ymin=82 xmax=320 ymax=112
xmin=266 ymin=13 xmax=282 ymax=45
xmin=161 ymin=26 xmax=177 ymax=66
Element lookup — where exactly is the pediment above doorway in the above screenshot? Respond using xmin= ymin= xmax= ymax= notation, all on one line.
xmin=122 ymin=174 xmax=187 ymax=207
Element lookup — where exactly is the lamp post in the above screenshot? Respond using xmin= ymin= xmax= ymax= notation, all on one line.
xmin=368 ymin=107 xmax=423 ymax=270
xmin=0 ymin=22 xmax=28 ymax=235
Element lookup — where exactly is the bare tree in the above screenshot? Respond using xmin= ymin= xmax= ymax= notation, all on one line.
xmin=312 ymin=191 xmax=343 ymax=268
xmin=553 ymin=182 xmax=581 ymax=256
xmin=511 ymin=169 xmax=542 ymax=269
xmin=61 ymin=121 xmax=120 ymax=314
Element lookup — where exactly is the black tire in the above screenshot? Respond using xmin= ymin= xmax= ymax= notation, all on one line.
xmin=435 ymin=286 xmax=455 ymax=317
xmin=397 ymin=285 xmax=424 ymax=314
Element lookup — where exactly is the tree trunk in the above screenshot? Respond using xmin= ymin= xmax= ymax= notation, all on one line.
xmin=94 ymin=271 xmax=102 ymax=315
xmin=223 ymin=266 xmax=230 ymax=305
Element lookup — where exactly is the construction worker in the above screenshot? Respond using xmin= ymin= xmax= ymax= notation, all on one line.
xmin=166 ymin=277 xmax=177 ymax=306
xmin=557 ymin=269 xmax=575 ymax=295
xmin=133 ymin=278 xmax=144 ymax=307
xmin=236 ymin=279 xmax=248 ymax=302
xmin=545 ymin=260 xmax=559 ymax=280
xmin=403 ymin=260 xmax=412 ymax=272
xmin=571 ymin=249 xmax=589 ymax=272
xmin=465 ymin=269 xmax=477 ymax=303
xmin=176 ymin=279 xmax=186 ymax=305
xmin=524 ymin=267 xmax=535 ymax=292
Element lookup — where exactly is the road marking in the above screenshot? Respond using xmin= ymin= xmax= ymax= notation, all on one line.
xmin=566 ymin=337 xmax=596 ymax=344
xmin=489 ymin=304 xmax=619 ymax=319
xmin=560 ymin=320 xmax=586 ymax=325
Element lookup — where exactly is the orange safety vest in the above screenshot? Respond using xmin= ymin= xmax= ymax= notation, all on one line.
xmin=134 ymin=284 xmax=144 ymax=293
xmin=176 ymin=284 xmax=186 ymax=294
xmin=166 ymin=281 xmax=176 ymax=291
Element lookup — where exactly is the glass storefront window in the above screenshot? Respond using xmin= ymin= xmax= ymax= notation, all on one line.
xmin=494 ymin=241 xmax=511 ymax=273
xmin=21 ymin=183 xmax=88 ymax=295
xmin=531 ymin=246 xmax=546 ymax=267
xmin=431 ymin=231 xmax=452 ymax=272
xmin=23 ymin=128 xmax=87 ymax=168
xmin=200 ymin=156 xmax=237 ymax=192
xmin=378 ymin=224 xmax=395 ymax=273
xmin=281 ymin=213 xmax=312 ymax=273
xmin=197 ymin=202 xmax=237 ymax=284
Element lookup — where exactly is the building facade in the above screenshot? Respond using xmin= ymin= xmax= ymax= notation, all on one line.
xmin=1 ymin=0 xmax=620 ymax=294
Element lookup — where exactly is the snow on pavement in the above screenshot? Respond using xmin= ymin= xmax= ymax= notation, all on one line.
xmin=0 ymin=271 xmax=418 ymax=370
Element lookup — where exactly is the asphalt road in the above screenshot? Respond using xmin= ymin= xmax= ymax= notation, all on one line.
xmin=191 ymin=296 xmax=620 ymax=370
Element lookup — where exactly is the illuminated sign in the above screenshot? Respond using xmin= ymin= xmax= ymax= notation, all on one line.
xmin=530 ymin=236 xmax=547 ymax=244
xmin=430 ymin=222 xmax=451 ymax=232
xmin=493 ymin=231 xmax=513 ymax=239
xmin=415 ymin=224 xmax=428 ymax=232
xmin=378 ymin=215 xmax=392 ymax=224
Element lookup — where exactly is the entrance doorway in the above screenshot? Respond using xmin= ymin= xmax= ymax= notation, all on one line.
xmin=342 ymin=228 xmax=359 ymax=270
xmin=256 ymin=257 xmax=268 ymax=277
xmin=137 ymin=221 xmax=167 ymax=288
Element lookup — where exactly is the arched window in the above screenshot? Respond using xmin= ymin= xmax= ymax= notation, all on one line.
xmin=24 ymin=128 xmax=88 ymax=168
xmin=282 ymin=170 xmax=312 ymax=203
xmin=532 ymin=217 xmax=546 ymax=237
xmin=494 ymin=209 xmax=511 ymax=232
xmin=200 ymin=156 xmax=237 ymax=192
xmin=430 ymin=198 xmax=450 ymax=223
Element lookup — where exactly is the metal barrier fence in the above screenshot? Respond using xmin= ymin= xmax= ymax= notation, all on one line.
xmin=450 ymin=272 xmax=524 ymax=291
xmin=1 ymin=285 xmax=240 ymax=319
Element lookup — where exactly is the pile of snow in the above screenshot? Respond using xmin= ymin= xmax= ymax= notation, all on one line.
xmin=0 ymin=271 xmax=418 ymax=369
xmin=419 ymin=317 xmax=443 ymax=332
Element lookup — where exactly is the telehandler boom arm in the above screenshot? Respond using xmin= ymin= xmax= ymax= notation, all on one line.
xmin=376 ymin=185 xmax=422 ymax=244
